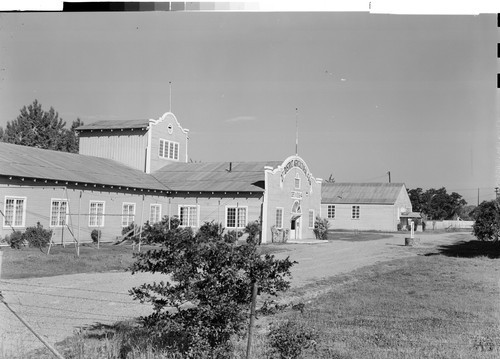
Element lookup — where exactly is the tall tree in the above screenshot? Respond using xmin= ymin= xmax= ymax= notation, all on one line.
xmin=408 ymin=187 xmax=467 ymax=220
xmin=407 ymin=187 xmax=425 ymax=212
xmin=0 ymin=100 xmax=83 ymax=153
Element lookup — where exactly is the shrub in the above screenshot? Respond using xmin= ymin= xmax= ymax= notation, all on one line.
xmin=141 ymin=215 xmax=180 ymax=245
xmin=244 ymin=220 xmax=261 ymax=244
xmin=121 ymin=222 xmax=140 ymax=242
xmin=472 ymin=200 xmax=500 ymax=241
xmin=130 ymin=221 xmax=296 ymax=357
xmin=91 ymin=229 xmax=102 ymax=244
xmin=5 ymin=230 xmax=25 ymax=249
xmin=268 ymin=319 xmax=318 ymax=359
xmin=313 ymin=216 xmax=330 ymax=240
xmin=23 ymin=222 xmax=52 ymax=253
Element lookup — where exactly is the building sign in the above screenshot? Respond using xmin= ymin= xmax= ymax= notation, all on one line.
xmin=291 ymin=191 xmax=302 ymax=200
xmin=280 ymin=157 xmax=315 ymax=189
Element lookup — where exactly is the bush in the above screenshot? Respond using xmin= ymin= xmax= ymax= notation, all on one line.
xmin=268 ymin=319 xmax=318 ymax=359
xmin=313 ymin=216 xmax=330 ymax=240
xmin=23 ymin=222 xmax=52 ymax=252
xmin=244 ymin=220 xmax=261 ymax=244
xmin=472 ymin=200 xmax=500 ymax=241
xmin=141 ymin=215 xmax=180 ymax=245
xmin=91 ymin=229 xmax=102 ymax=243
xmin=130 ymin=221 xmax=296 ymax=357
xmin=5 ymin=230 xmax=25 ymax=249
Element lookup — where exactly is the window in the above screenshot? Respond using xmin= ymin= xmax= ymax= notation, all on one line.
xmin=159 ymin=138 xmax=180 ymax=160
xmin=3 ymin=197 xmax=26 ymax=227
xmin=50 ymin=199 xmax=68 ymax=227
xmin=327 ymin=205 xmax=336 ymax=219
xmin=275 ymin=208 xmax=283 ymax=229
xmin=179 ymin=205 xmax=198 ymax=227
xmin=226 ymin=206 xmax=247 ymax=228
xmin=309 ymin=210 xmax=315 ymax=228
xmin=150 ymin=204 xmax=162 ymax=224
xmin=122 ymin=203 xmax=135 ymax=227
xmin=352 ymin=205 xmax=360 ymax=219
xmin=89 ymin=201 xmax=105 ymax=227
xmin=294 ymin=174 xmax=301 ymax=189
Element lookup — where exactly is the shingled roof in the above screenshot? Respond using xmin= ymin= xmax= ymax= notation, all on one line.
xmin=321 ymin=182 xmax=406 ymax=204
xmin=0 ymin=142 xmax=168 ymax=191
xmin=153 ymin=161 xmax=282 ymax=192
xmin=76 ymin=119 xmax=150 ymax=131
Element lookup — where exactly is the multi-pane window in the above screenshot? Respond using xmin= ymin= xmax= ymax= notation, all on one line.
xmin=275 ymin=208 xmax=283 ymax=229
xmin=50 ymin=199 xmax=68 ymax=227
xmin=3 ymin=197 xmax=26 ymax=227
xmin=226 ymin=206 xmax=247 ymax=228
xmin=327 ymin=205 xmax=336 ymax=219
xmin=122 ymin=203 xmax=135 ymax=227
xmin=179 ymin=205 xmax=198 ymax=227
xmin=309 ymin=210 xmax=315 ymax=228
xmin=150 ymin=204 xmax=162 ymax=224
xmin=352 ymin=205 xmax=360 ymax=219
xmin=159 ymin=139 xmax=179 ymax=160
xmin=89 ymin=201 xmax=105 ymax=227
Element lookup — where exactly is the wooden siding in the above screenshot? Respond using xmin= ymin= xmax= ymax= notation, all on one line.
xmin=79 ymin=129 xmax=148 ymax=172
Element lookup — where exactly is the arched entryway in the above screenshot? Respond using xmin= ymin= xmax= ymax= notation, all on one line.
xmin=290 ymin=200 xmax=302 ymax=240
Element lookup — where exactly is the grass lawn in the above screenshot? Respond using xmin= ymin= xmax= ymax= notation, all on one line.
xmin=327 ymin=231 xmax=393 ymax=241
xmin=26 ymin=239 xmax=500 ymax=359
xmin=0 ymin=243 xmax=142 ymax=279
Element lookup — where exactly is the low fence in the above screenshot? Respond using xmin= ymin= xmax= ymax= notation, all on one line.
xmin=425 ymin=220 xmax=474 ymax=231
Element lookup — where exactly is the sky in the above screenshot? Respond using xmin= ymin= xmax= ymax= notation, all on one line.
xmin=0 ymin=7 xmax=498 ymax=205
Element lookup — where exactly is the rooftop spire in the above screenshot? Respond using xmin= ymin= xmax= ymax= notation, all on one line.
xmin=295 ymin=107 xmax=299 ymax=156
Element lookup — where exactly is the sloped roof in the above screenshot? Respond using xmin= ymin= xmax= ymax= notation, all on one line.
xmin=76 ymin=119 xmax=150 ymax=131
xmin=0 ymin=142 xmax=168 ymax=190
xmin=321 ymin=182 xmax=406 ymax=204
xmin=153 ymin=161 xmax=282 ymax=192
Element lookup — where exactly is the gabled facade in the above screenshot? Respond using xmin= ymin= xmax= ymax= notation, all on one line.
xmin=77 ymin=112 xmax=189 ymax=173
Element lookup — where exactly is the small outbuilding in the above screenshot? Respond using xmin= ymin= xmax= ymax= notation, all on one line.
xmin=321 ymin=182 xmax=413 ymax=232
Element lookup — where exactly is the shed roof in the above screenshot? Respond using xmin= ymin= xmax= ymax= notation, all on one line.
xmin=0 ymin=142 xmax=167 ymax=190
xmin=76 ymin=119 xmax=150 ymax=131
xmin=321 ymin=182 xmax=406 ymax=204
xmin=153 ymin=161 xmax=282 ymax=192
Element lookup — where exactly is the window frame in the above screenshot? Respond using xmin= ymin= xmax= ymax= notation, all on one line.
xmin=50 ymin=198 xmax=69 ymax=228
xmin=159 ymin=138 xmax=180 ymax=161
xmin=294 ymin=174 xmax=301 ymax=190
xmin=309 ymin=209 xmax=315 ymax=228
xmin=275 ymin=207 xmax=284 ymax=229
xmin=3 ymin=196 xmax=27 ymax=228
xmin=121 ymin=202 xmax=136 ymax=227
xmin=225 ymin=206 xmax=248 ymax=229
xmin=327 ymin=205 xmax=336 ymax=219
xmin=351 ymin=205 xmax=360 ymax=220
xmin=89 ymin=200 xmax=105 ymax=227
xmin=149 ymin=204 xmax=162 ymax=224
xmin=178 ymin=205 xmax=199 ymax=228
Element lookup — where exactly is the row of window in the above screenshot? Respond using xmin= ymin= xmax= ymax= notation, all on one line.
xmin=326 ymin=205 xmax=360 ymax=220
xmin=159 ymin=138 xmax=179 ymax=160
xmin=2 ymin=196 xmax=248 ymax=229
xmin=274 ymin=208 xmax=315 ymax=229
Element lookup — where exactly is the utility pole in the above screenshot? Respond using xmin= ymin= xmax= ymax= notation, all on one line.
xmin=495 ymin=187 xmax=499 ymax=200
xmin=477 ymin=187 xmax=479 ymax=206
xmin=387 ymin=171 xmax=391 ymax=183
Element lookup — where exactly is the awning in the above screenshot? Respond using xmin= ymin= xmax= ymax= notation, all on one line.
xmin=400 ymin=212 xmax=422 ymax=218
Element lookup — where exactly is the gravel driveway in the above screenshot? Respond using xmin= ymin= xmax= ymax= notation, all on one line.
xmin=0 ymin=231 xmax=465 ymax=357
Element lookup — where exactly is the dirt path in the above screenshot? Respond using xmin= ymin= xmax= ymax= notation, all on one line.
xmin=0 ymin=232 xmax=466 ymax=357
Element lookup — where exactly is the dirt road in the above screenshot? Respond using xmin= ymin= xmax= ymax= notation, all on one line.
xmin=0 ymin=232 xmax=466 ymax=357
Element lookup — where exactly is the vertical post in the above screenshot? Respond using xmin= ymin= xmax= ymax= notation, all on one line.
xmin=168 ymin=197 xmax=171 ymax=230
xmin=477 ymin=188 xmax=479 ymax=206
xmin=246 ymin=280 xmax=258 ymax=359
xmin=138 ymin=195 xmax=145 ymax=253
xmin=410 ymin=221 xmax=414 ymax=239
xmin=387 ymin=171 xmax=391 ymax=183
xmin=77 ymin=191 xmax=82 ymax=257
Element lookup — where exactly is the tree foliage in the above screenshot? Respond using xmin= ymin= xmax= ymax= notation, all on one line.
xmin=130 ymin=222 xmax=296 ymax=356
xmin=0 ymin=99 xmax=83 ymax=153
xmin=407 ymin=187 xmax=467 ymax=220
xmin=472 ymin=200 xmax=500 ymax=242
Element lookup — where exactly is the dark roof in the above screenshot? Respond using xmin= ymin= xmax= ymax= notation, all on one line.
xmin=0 ymin=142 xmax=167 ymax=190
xmin=321 ymin=182 xmax=406 ymax=204
xmin=153 ymin=161 xmax=282 ymax=192
xmin=76 ymin=119 xmax=150 ymax=131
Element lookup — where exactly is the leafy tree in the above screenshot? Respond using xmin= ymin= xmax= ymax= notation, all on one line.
xmin=0 ymin=100 xmax=83 ymax=153
xmin=408 ymin=187 xmax=467 ymax=220
xmin=472 ymin=200 xmax=500 ymax=242
xmin=457 ymin=204 xmax=477 ymax=221
xmin=130 ymin=221 xmax=295 ymax=357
